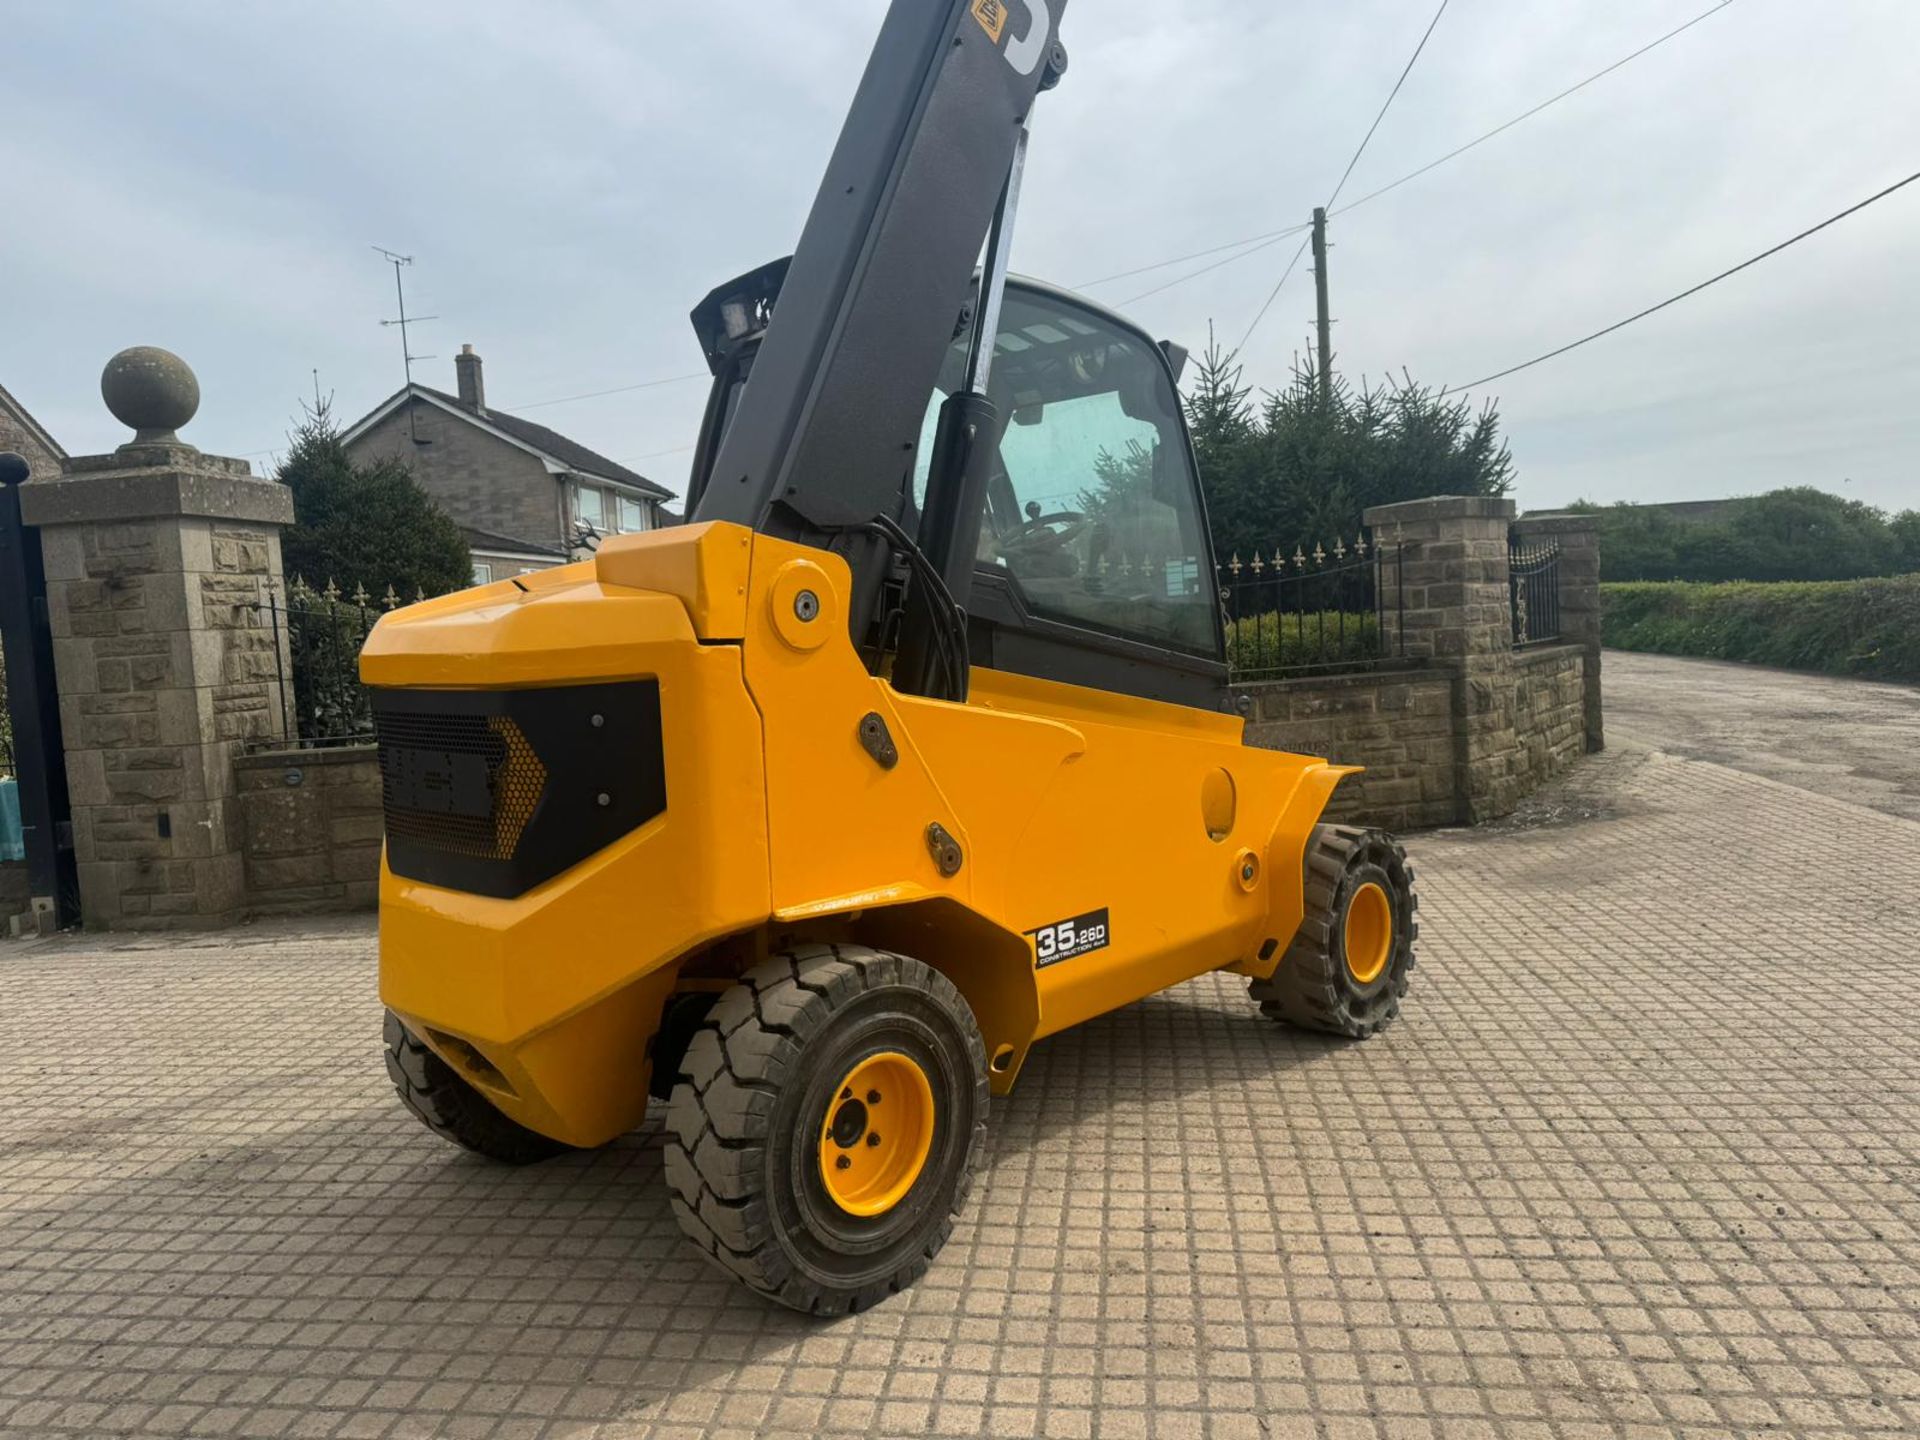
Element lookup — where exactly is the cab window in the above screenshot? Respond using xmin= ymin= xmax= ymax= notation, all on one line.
xmin=912 ymin=289 xmax=1216 ymax=657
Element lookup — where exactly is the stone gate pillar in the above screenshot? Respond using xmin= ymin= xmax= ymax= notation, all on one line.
xmin=19 ymin=348 xmax=293 ymax=929
xmin=1365 ymin=495 xmax=1520 ymax=825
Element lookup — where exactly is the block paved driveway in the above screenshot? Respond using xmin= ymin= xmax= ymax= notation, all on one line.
xmin=3 ymin=655 xmax=1918 ymax=1439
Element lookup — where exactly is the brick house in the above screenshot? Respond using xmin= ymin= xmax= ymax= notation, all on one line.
xmin=341 ymin=347 xmax=674 ymax=583
xmin=0 ymin=380 xmax=67 ymax=485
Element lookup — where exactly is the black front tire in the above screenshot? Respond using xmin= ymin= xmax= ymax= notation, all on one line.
xmin=383 ymin=1011 xmax=572 ymax=1165
xmin=1250 ymin=824 xmax=1417 ymax=1037
xmin=663 ymin=944 xmax=989 ymax=1314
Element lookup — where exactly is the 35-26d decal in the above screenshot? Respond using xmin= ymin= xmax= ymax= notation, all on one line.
xmin=1028 ymin=907 xmax=1110 ymax=968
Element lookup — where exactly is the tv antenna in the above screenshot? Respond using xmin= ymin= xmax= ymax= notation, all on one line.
xmin=373 ymin=246 xmax=437 ymax=442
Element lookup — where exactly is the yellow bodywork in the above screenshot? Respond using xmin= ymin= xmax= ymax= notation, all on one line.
xmin=363 ymin=522 xmax=1352 ymax=1147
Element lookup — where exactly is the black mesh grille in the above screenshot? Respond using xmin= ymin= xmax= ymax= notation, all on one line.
xmin=370 ymin=682 xmax=663 ymax=898
xmin=375 ymin=711 xmax=545 ymax=861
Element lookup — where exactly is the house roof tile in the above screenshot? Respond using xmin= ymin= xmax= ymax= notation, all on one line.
xmin=412 ymin=386 xmax=671 ymax=499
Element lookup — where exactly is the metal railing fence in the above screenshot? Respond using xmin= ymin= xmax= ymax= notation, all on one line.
xmin=1219 ymin=533 xmax=1404 ymax=682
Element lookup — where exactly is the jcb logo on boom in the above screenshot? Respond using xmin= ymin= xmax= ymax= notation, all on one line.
xmin=971 ymin=0 xmax=1053 ymax=77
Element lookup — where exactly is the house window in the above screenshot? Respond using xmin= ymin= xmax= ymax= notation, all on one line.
xmin=574 ymin=484 xmax=606 ymax=530
xmin=618 ymin=495 xmax=646 ymax=532
xmin=472 ymin=561 xmax=494 ymax=584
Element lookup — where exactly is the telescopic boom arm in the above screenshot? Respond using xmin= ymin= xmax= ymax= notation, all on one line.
xmin=690 ymin=1 xmax=1068 ymax=629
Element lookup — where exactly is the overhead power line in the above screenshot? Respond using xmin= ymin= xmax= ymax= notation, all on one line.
xmin=1234 ymin=237 xmax=1313 ymax=350
xmin=1241 ymin=0 xmax=1452 ymax=347
xmin=1120 ymin=229 xmax=1303 ymax=306
xmin=1079 ymin=222 xmax=1311 ymax=292
xmin=624 ymin=442 xmax=695 ymax=463
xmin=1325 ymin=0 xmax=1452 ymax=211
xmin=1333 ymin=0 xmax=1734 ymax=220
xmin=514 ymin=372 xmax=708 ymax=411
xmin=1083 ymin=0 xmax=1732 ymax=305
xmin=1443 ymin=168 xmax=1920 ymax=394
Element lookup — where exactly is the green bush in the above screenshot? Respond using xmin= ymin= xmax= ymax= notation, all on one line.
xmin=1574 ymin=488 xmax=1920 ymax=583
xmin=1602 ymin=576 xmax=1920 ymax=682
xmin=278 ymin=400 xmax=471 ymax=599
xmin=1184 ymin=339 xmax=1513 ymax=568
xmin=1227 ymin=609 xmax=1381 ymax=677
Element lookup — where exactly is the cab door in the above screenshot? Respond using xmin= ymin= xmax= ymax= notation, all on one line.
xmin=894 ymin=283 xmax=1289 ymax=1038
xmin=907 ymin=280 xmax=1229 ymax=711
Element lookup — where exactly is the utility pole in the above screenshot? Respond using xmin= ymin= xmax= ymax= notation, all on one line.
xmin=1311 ymin=206 xmax=1332 ymax=406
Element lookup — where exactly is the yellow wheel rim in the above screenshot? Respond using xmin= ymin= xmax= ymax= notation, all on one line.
xmin=818 ymin=1051 xmax=936 ymax=1217
xmin=1343 ymin=881 xmax=1393 ymax=985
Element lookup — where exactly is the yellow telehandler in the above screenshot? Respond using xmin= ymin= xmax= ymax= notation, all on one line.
xmin=364 ymin=0 xmax=1417 ymax=1313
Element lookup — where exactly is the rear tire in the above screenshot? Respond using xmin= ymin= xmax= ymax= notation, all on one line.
xmin=383 ymin=1011 xmax=572 ymax=1165
xmin=664 ymin=944 xmax=989 ymax=1314
xmin=1251 ymin=824 xmax=1417 ymax=1037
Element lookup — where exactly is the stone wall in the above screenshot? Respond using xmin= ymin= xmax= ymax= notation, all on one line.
xmin=1243 ymin=647 xmax=1593 ymax=832
xmin=1514 ymin=645 xmax=1589 ymax=789
xmin=234 ymin=746 xmax=381 ymax=914
xmin=348 ymin=401 xmax=563 ymax=556
xmin=1244 ymin=668 xmax=1458 ymax=832
xmin=1242 ymin=498 xmax=1603 ymax=833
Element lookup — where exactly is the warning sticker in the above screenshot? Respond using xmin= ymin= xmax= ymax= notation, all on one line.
xmin=1027 ymin=908 xmax=1111 ymax=969
xmin=970 ymin=0 xmax=1009 ymax=45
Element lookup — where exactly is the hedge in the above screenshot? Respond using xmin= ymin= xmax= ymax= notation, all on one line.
xmin=1227 ymin=610 xmax=1381 ymax=679
xmin=1602 ymin=575 xmax=1920 ymax=683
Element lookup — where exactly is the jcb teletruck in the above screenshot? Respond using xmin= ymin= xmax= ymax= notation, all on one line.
xmin=365 ymin=0 xmax=1416 ymax=1313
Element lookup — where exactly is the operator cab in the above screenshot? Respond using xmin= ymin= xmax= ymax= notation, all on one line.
xmin=688 ymin=262 xmax=1225 ymax=709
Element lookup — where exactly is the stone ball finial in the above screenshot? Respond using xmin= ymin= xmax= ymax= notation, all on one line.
xmin=0 ymin=451 xmax=30 ymax=488
xmin=101 ymin=346 xmax=200 ymax=445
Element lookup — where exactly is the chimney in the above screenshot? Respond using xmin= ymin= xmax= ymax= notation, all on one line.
xmin=455 ymin=344 xmax=485 ymax=412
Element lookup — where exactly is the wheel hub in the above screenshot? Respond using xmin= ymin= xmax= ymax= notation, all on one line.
xmin=818 ymin=1051 xmax=935 ymax=1217
xmin=829 ymin=1097 xmax=869 ymax=1148
xmin=1343 ymin=881 xmax=1393 ymax=985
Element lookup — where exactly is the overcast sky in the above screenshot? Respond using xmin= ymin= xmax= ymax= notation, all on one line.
xmin=3 ymin=0 xmax=1916 ymax=514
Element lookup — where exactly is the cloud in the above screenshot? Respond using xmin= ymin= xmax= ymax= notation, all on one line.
xmin=2 ymin=0 xmax=1915 ymax=513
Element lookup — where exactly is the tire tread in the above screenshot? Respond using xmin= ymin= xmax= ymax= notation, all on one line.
xmin=663 ymin=945 xmax=987 ymax=1315
xmin=1250 ymin=824 xmax=1418 ymax=1038
xmin=383 ymin=1011 xmax=570 ymax=1165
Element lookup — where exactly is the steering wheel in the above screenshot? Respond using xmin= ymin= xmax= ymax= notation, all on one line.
xmin=994 ymin=508 xmax=1089 ymax=581
xmin=1005 ymin=510 xmax=1090 ymax=550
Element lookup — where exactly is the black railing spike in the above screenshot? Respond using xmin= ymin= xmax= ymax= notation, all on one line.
xmin=1217 ymin=533 xmax=1404 ymax=683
